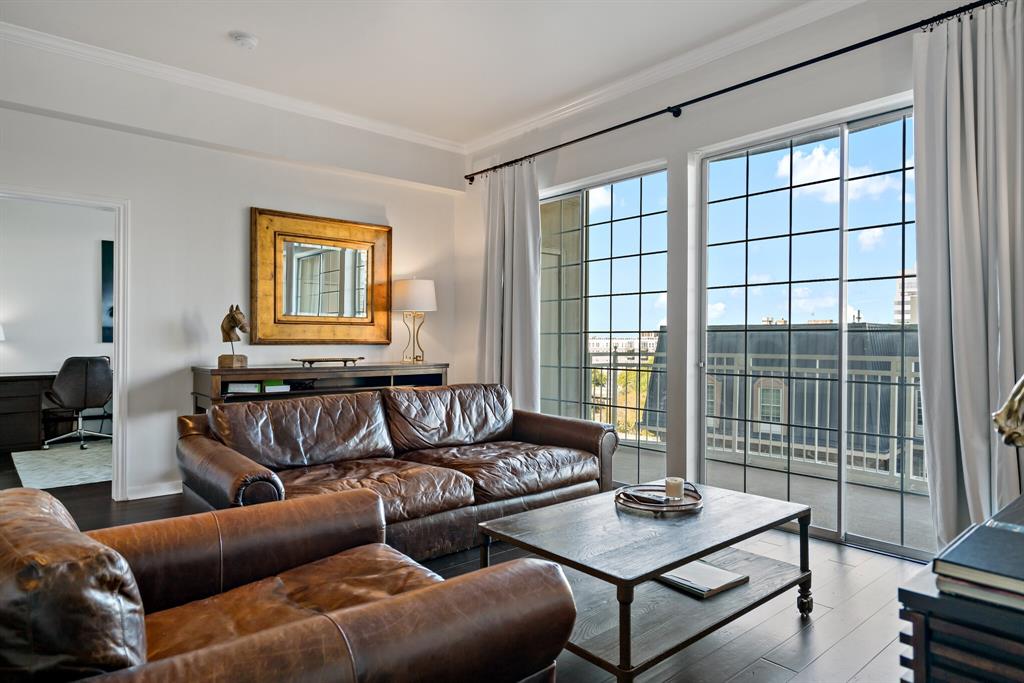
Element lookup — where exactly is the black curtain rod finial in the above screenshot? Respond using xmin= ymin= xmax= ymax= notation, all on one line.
xmin=669 ymin=105 xmax=683 ymax=118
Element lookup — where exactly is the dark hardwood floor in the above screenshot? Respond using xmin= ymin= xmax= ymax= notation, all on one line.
xmin=2 ymin=458 xmax=921 ymax=681
xmin=0 ymin=450 xmax=209 ymax=530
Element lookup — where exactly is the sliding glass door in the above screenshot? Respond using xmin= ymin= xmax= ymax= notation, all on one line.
xmin=701 ymin=109 xmax=935 ymax=557
xmin=541 ymin=171 xmax=668 ymax=485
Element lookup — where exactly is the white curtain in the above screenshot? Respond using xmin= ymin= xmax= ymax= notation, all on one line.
xmin=479 ymin=162 xmax=541 ymax=411
xmin=914 ymin=0 xmax=1024 ymax=546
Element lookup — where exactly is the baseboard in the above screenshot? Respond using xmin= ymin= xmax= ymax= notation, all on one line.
xmin=126 ymin=480 xmax=183 ymax=500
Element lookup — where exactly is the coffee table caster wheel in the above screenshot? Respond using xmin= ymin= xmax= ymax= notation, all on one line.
xmin=797 ymin=595 xmax=813 ymax=618
xmin=80 ymin=444 xmax=89 ymax=450
xmin=42 ymin=444 xmax=50 ymax=450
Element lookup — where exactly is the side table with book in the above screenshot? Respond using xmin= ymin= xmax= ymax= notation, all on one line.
xmin=898 ymin=494 xmax=1024 ymax=682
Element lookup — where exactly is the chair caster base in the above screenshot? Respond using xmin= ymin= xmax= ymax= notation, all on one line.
xmin=80 ymin=444 xmax=89 ymax=450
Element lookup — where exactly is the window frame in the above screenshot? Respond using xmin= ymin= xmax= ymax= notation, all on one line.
xmin=697 ymin=104 xmax=930 ymax=559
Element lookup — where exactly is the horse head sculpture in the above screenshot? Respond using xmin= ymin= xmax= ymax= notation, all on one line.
xmin=220 ymin=305 xmax=250 ymax=344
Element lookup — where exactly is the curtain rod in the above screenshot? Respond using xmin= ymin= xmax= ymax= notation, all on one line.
xmin=465 ymin=0 xmax=1002 ymax=184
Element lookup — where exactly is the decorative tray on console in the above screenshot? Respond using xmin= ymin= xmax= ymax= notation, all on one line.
xmin=614 ymin=482 xmax=704 ymax=517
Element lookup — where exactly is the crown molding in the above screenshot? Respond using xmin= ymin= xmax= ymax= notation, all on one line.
xmin=464 ymin=0 xmax=867 ymax=155
xmin=0 ymin=21 xmax=465 ymax=154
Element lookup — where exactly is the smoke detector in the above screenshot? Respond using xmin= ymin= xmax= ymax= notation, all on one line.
xmin=229 ymin=31 xmax=259 ymax=50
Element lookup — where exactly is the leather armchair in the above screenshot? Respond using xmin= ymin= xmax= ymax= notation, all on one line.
xmin=0 ymin=487 xmax=575 ymax=683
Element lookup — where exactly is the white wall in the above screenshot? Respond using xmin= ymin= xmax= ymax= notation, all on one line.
xmin=0 ymin=107 xmax=459 ymax=498
xmin=0 ymin=198 xmax=116 ymax=372
xmin=460 ymin=0 xmax=962 ymax=479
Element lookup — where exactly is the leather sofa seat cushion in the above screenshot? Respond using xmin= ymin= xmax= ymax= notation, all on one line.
xmin=383 ymin=384 xmax=513 ymax=452
xmin=145 ymin=543 xmax=441 ymax=661
xmin=207 ymin=391 xmax=394 ymax=469
xmin=276 ymin=458 xmax=475 ymax=522
xmin=0 ymin=488 xmax=147 ymax=679
xmin=401 ymin=441 xmax=600 ymax=504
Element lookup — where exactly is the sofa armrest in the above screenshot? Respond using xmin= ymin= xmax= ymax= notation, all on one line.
xmin=87 ymin=489 xmax=386 ymax=613
xmin=91 ymin=613 xmax=355 ymax=683
xmin=332 ymin=558 xmax=575 ymax=683
xmin=511 ymin=409 xmax=619 ymax=491
xmin=177 ymin=433 xmax=284 ymax=509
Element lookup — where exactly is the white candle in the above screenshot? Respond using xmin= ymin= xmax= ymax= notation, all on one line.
xmin=665 ymin=477 xmax=685 ymax=498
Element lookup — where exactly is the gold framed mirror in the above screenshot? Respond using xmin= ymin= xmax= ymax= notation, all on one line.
xmin=250 ymin=208 xmax=391 ymax=344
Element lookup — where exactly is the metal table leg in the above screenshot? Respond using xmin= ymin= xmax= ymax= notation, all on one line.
xmin=797 ymin=513 xmax=813 ymax=617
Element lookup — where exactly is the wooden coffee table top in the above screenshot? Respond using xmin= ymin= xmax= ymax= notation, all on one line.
xmin=479 ymin=484 xmax=809 ymax=585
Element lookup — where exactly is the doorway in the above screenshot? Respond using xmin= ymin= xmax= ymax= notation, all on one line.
xmin=0 ymin=188 xmax=129 ymax=500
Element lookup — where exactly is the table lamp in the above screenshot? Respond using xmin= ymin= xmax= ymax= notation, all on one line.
xmin=392 ymin=279 xmax=436 ymax=363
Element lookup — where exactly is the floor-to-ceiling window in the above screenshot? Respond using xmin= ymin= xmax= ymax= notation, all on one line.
xmin=702 ymin=108 xmax=935 ymax=556
xmin=541 ymin=171 xmax=668 ymax=484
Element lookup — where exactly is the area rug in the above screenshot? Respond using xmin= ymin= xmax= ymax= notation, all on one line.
xmin=11 ymin=441 xmax=112 ymax=489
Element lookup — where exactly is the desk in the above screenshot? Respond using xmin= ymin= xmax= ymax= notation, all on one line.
xmin=0 ymin=373 xmax=55 ymax=453
xmin=191 ymin=362 xmax=449 ymax=412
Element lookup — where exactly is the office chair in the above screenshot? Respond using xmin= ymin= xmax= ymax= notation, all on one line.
xmin=42 ymin=356 xmax=113 ymax=450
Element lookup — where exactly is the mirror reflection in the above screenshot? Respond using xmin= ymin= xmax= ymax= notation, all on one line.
xmin=282 ymin=240 xmax=369 ymax=318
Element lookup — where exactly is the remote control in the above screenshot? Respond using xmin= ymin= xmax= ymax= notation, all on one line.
xmin=628 ymin=492 xmax=671 ymax=505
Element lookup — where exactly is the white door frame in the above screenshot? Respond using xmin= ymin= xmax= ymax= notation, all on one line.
xmin=0 ymin=185 xmax=131 ymax=501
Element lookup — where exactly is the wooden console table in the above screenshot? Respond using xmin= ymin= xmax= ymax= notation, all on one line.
xmin=191 ymin=362 xmax=448 ymax=412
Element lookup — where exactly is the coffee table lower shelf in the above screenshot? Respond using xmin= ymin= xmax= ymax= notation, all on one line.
xmin=563 ymin=547 xmax=810 ymax=680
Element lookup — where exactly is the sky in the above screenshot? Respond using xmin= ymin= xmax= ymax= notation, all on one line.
xmin=705 ymin=116 xmax=915 ymax=327
xmin=545 ymin=115 xmax=915 ymax=338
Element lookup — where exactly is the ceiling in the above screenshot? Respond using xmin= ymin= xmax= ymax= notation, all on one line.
xmin=0 ymin=1 xmax=857 ymax=149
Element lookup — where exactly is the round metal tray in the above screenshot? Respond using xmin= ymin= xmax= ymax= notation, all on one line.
xmin=614 ymin=482 xmax=703 ymax=517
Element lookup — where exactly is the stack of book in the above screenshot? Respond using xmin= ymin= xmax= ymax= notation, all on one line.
xmin=933 ymin=495 xmax=1024 ymax=611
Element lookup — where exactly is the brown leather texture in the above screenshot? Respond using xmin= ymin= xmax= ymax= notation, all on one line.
xmin=0 ymin=488 xmax=147 ymax=681
xmin=383 ymin=383 xmax=513 ymax=452
xmin=145 ymin=543 xmax=442 ymax=661
xmin=386 ymin=481 xmax=599 ymax=561
xmin=95 ymin=559 xmax=574 ymax=683
xmin=207 ymin=391 xmax=395 ymax=468
xmin=94 ymin=615 xmax=354 ymax=683
xmin=511 ymin=408 xmax=619 ymax=491
xmin=276 ymin=457 xmax=475 ymax=523
xmin=177 ymin=429 xmax=284 ymax=507
xmin=331 ymin=558 xmax=575 ymax=683
xmin=401 ymin=440 xmax=599 ymax=503
xmin=88 ymin=489 xmax=385 ymax=613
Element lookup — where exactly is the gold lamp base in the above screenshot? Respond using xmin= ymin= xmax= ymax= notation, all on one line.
xmin=401 ymin=311 xmax=426 ymax=363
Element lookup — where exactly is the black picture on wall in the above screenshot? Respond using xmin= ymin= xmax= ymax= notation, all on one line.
xmin=101 ymin=239 xmax=114 ymax=343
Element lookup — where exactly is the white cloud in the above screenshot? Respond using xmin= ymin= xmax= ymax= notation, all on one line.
xmin=847 ymin=169 xmax=901 ymax=200
xmin=791 ymin=286 xmax=838 ymax=317
xmin=589 ymin=186 xmax=610 ymax=210
xmin=775 ymin=143 xmax=901 ymax=205
xmin=707 ymin=302 xmax=727 ymax=321
xmin=857 ymin=227 xmax=885 ymax=251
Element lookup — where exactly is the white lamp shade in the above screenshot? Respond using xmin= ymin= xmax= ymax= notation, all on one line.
xmin=392 ymin=279 xmax=437 ymax=312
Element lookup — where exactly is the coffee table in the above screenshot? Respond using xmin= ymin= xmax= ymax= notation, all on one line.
xmin=479 ymin=484 xmax=812 ymax=682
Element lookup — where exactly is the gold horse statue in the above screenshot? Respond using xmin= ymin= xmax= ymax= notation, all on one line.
xmin=993 ymin=374 xmax=1024 ymax=446
xmin=218 ymin=305 xmax=250 ymax=368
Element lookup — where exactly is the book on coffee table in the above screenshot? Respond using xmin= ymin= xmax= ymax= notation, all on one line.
xmin=657 ymin=561 xmax=749 ymax=599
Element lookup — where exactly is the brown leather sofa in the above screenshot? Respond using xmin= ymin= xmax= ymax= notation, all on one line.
xmin=177 ymin=384 xmax=617 ymax=560
xmin=0 ymin=486 xmax=575 ymax=682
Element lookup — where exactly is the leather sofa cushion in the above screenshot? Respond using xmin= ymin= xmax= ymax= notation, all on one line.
xmin=401 ymin=441 xmax=600 ymax=504
xmin=276 ymin=458 xmax=475 ymax=522
xmin=383 ymin=384 xmax=513 ymax=452
xmin=0 ymin=488 xmax=147 ymax=678
xmin=207 ymin=391 xmax=394 ymax=469
xmin=145 ymin=543 xmax=441 ymax=661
